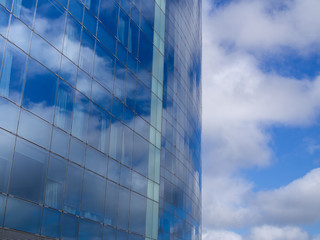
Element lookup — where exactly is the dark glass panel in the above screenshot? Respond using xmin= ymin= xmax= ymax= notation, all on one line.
xmin=121 ymin=126 xmax=133 ymax=167
xmin=51 ymin=127 xmax=69 ymax=158
xmin=131 ymin=171 xmax=147 ymax=196
xmin=91 ymin=80 xmax=113 ymax=113
xmin=61 ymin=213 xmax=78 ymax=240
xmin=68 ymin=0 xmax=83 ymax=22
xmin=114 ymin=60 xmax=126 ymax=102
xmin=94 ymin=40 xmax=115 ymax=92
xmin=125 ymin=73 xmax=136 ymax=112
xmin=130 ymin=5 xmax=140 ymax=26
xmin=123 ymin=105 xmax=134 ymax=130
xmin=139 ymin=0 xmax=154 ymax=27
xmin=64 ymin=162 xmax=83 ymax=215
xmin=0 ymin=97 xmax=19 ymax=133
xmin=0 ymin=6 xmax=10 ymax=36
xmin=9 ymin=138 xmax=48 ymax=203
xmin=80 ymin=170 xmax=106 ymax=222
xmin=85 ymin=146 xmax=107 ymax=177
xmin=107 ymin=157 xmax=120 ymax=183
xmin=12 ymin=0 xmax=36 ymax=27
xmin=0 ymin=128 xmax=15 ymax=193
xmin=118 ymin=9 xmax=129 ymax=46
xmin=140 ymin=16 xmax=153 ymax=42
xmin=112 ymin=97 xmax=124 ymax=121
xmin=4 ymin=197 xmax=42 ymax=234
xmin=76 ymin=68 xmax=92 ymax=96
xmin=99 ymin=0 xmax=118 ymax=36
xmin=69 ymin=136 xmax=85 ymax=165
xmin=79 ymin=219 xmax=102 ymax=240
xmin=41 ymin=207 xmax=61 ymax=238
xmin=117 ymin=186 xmax=130 ymax=230
xmin=18 ymin=109 xmax=52 ymax=149
xmin=34 ymin=0 xmax=66 ymax=51
xmin=128 ymin=20 xmax=139 ymax=57
xmin=126 ymin=52 xmax=137 ymax=74
xmin=97 ymin=22 xmax=116 ymax=54
xmin=138 ymin=32 xmax=153 ymax=72
xmin=79 ymin=29 xmax=95 ymax=75
xmin=109 ymin=118 xmax=122 ymax=161
xmin=85 ymin=0 xmax=99 ymax=16
xmin=119 ymin=165 xmax=131 ymax=188
xmin=0 ymin=194 xmax=5 ymax=225
xmin=116 ymin=43 xmax=127 ymax=66
xmin=103 ymin=225 xmax=116 ymax=240
xmin=132 ymin=132 xmax=148 ymax=176
xmin=87 ymin=102 xmax=111 ymax=154
xmin=134 ymin=115 xmax=149 ymax=141
xmin=129 ymin=192 xmax=146 ymax=235
xmin=0 ymin=41 xmax=27 ymax=104
xmin=22 ymin=58 xmax=58 ymax=122
xmin=54 ymin=79 xmax=75 ymax=133
xmin=104 ymin=180 xmax=118 ymax=226
xmin=120 ymin=0 xmax=131 ymax=15
xmin=83 ymin=8 xmax=97 ymax=35
xmin=117 ymin=229 xmax=128 ymax=240
xmin=71 ymin=91 xmax=89 ymax=141
xmin=136 ymin=62 xmax=151 ymax=89
xmin=45 ymin=154 xmax=66 ymax=210
xmin=135 ymin=79 xmax=151 ymax=121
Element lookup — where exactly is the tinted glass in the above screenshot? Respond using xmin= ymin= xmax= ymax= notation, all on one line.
xmin=41 ymin=207 xmax=61 ymax=238
xmin=79 ymin=29 xmax=95 ymax=75
xmin=109 ymin=118 xmax=122 ymax=161
xmin=104 ymin=181 xmax=118 ymax=226
xmin=76 ymin=68 xmax=92 ymax=96
xmin=63 ymin=14 xmax=81 ymax=64
xmin=107 ymin=158 xmax=120 ymax=183
xmin=8 ymin=16 xmax=31 ymax=52
xmin=132 ymin=133 xmax=148 ymax=176
xmin=103 ymin=225 xmax=116 ymax=240
xmin=129 ymin=192 xmax=146 ymax=235
xmin=0 ymin=194 xmax=5 ymax=226
xmin=0 ymin=97 xmax=19 ymax=133
xmin=91 ymin=79 xmax=113 ymax=113
xmin=78 ymin=219 xmax=102 ymax=240
xmin=61 ymin=213 xmax=78 ymax=240
xmin=85 ymin=146 xmax=107 ymax=177
xmin=99 ymin=0 xmax=118 ymax=36
xmin=0 ymin=6 xmax=10 ymax=36
xmin=71 ymin=91 xmax=89 ymax=141
xmin=69 ymin=136 xmax=85 ymax=165
xmin=12 ymin=0 xmax=36 ymax=27
xmin=117 ymin=186 xmax=130 ymax=230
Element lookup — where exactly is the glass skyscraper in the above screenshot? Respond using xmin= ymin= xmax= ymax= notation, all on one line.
xmin=0 ymin=0 xmax=201 ymax=239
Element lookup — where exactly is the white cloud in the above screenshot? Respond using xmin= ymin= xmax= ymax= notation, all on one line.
xmin=203 ymin=229 xmax=243 ymax=240
xmin=248 ymin=225 xmax=309 ymax=240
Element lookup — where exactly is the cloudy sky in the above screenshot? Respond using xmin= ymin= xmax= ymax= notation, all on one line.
xmin=201 ymin=0 xmax=320 ymax=239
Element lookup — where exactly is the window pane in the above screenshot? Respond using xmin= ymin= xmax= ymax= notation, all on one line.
xmin=119 ymin=165 xmax=131 ymax=189
xmin=63 ymin=14 xmax=81 ymax=64
xmin=91 ymin=80 xmax=113 ymax=113
xmin=117 ymin=229 xmax=128 ymax=240
xmin=136 ymin=79 xmax=151 ymax=121
xmin=0 ymin=6 xmax=10 ymax=36
xmin=0 ymin=41 xmax=27 ymax=104
xmin=5 ymin=196 xmax=42 ymax=234
xmin=117 ymin=186 xmax=130 ymax=230
xmin=64 ymin=162 xmax=83 ymax=215
xmin=132 ymin=133 xmax=148 ymax=176
xmin=41 ymin=207 xmax=61 ymax=238
xmin=107 ymin=158 xmax=120 ymax=183
xmin=118 ymin=9 xmax=129 ymax=46
xmin=97 ymin=22 xmax=116 ymax=54
xmin=125 ymin=73 xmax=136 ymax=111
xmin=61 ymin=213 xmax=78 ymax=240
xmin=131 ymin=171 xmax=147 ymax=196
xmin=79 ymin=29 xmax=95 ymax=75
xmin=22 ymin=58 xmax=58 ymax=122
xmin=54 ymin=79 xmax=75 ymax=133
xmin=104 ymin=181 xmax=118 ymax=226
xmin=103 ymin=225 xmax=115 ymax=240
xmin=8 ymin=16 xmax=31 ymax=52
xmin=99 ymin=0 xmax=118 ymax=36
xmin=109 ymin=118 xmax=122 ymax=161
xmin=0 ymin=97 xmax=19 ymax=133
xmin=9 ymin=138 xmax=48 ymax=203
xmin=51 ymin=127 xmax=69 ymax=158
xmin=114 ymin=60 xmax=126 ymax=102
xmin=71 ymin=91 xmax=89 ymax=141
xmin=68 ymin=0 xmax=83 ymax=22
xmin=128 ymin=21 xmax=139 ymax=57
xmin=0 ymin=0 xmax=13 ymax=11
xmin=85 ymin=0 xmax=99 ymax=16
xmin=129 ymin=192 xmax=146 ymax=235
xmin=121 ymin=126 xmax=133 ymax=167
xmin=12 ymin=0 xmax=36 ymax=27
xmin=80 ymin=171 xmax=106 ymax=222
xmin=34 ymin=0 xmax=66 ymax=50
xmin=69 ymin=136 xmax=85 ymax=165
xmin=83 ymin=8 xmax=97 ymax=35
xmin=45 ymin=154 xmax=66 ymax=210
xmin=112 ymin=97 xmax=123 ymax=121
xmin=138 ymin=32 xmax=153 ymax=72
xmin=76 ymin=68 xmax=92 ymax=96
xmin=0 ymin=129 xmax=15 ymax=193
xmin=0 ymin=194 xmax=5 ymax=226
xmin=85 ymin=146 xmax=107 ymax=177
xmin=60 ymin=55 xmax=77 ymax=86
xmin=78 ymin=219 xmax=102 ymax=240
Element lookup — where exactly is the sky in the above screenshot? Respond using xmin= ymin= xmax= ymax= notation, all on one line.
xmin=201 ymin=0 xmax=320 ymax=239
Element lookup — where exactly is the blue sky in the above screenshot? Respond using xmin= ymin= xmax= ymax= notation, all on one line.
xmin=201 ymin=0 xmax=320 ymax=239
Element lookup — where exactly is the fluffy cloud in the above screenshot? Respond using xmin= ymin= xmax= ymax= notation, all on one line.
xmin=248 ymin=225 xmax=309 ymax=240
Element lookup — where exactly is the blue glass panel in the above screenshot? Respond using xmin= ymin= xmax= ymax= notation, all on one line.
xmin=0 ymin=6 xmax=10 ymax=36
xmin=9 ymin=138 xmax=48 ymax=203
xmin=139 ymin=0 xmax=154 ymax=27
xmin=136 ymin=62 xmax=151 ymax=89
xmin=117 ymin=186 xmax=130 ymax=230
xmin=94 ymin=40 xmax=115 ymax=92
xmin=34 ymin=0 xmax=66 ymax=51
xmin=60 ymin=55 xmax=77 ymax=86
xmin=119 ymin=165 xmax=131 ymax=188
xmin=85 ymin=146 xmax=107 ymax=177
xmin=114 ymin=60 xmax=126 ymax=102
xmin=140 ymin=16 xmax=153 ymax=42
xmin=8 ymin=16 xmax=32 ymax=52
xmin=91 ymin=80 xmax=113 ymax=113
xmin=61 ymin=213 xmax=78 ymax=240
xmin=0 ymin=41 xmax=27 ymax=104
xmin=87 ymin=102 xmax=111 ymax=154
xmin=104 ymin=180 xmax=118 ymax=226
xmin=134 ymin=115 xmax=149 ymax=141
xmin=83 ymin=8 xmax=97 ymax=35
xmin=45 ymin=154 xmax=66 ymax=210
xmin=68 ymin=0 xmax=83 ymax=22
xmin=5 ymin=197 xmax=42 ymax=234
xmin=123 ymin=105 xmax=134 ymax=130
xmin=51 ymin=127 xmax=69 ymax=158
xmin=54 ymin=79 xmax=75 ymax=133
xmin=18 ymin=109 xmax=52 ymax=149
xmin=120 ymin=0 xmax=131 ymax=14
xmin=79 ymin=29 xmax=95 ymax=75
xmin=138 ymin=32 xmax=153 ymax=72
xmin=69 ymin=136 xmax=85 ymax=165
xmin=121 ymin=126 xmax=133 ymax=167
xmin=80 ymin=170 xmax=106 ymax=222
xmin=117 ymin=229 xmax=128 ymax=240
xmin=130 ymin=5 xmax=140 ymax=26
xmin=63 ymin=14 xmax=82 ymax=64
xmin=0 ymin=128 xmax=14 ymax=193
xmin=103 ymin=225 xmax=116 ymax=240
xmin=128 ymin=21 xmax=139 ymax=57
xmin=0 ymin=0 xmax=12 ymax=10
xmin=71 ymin=91 xmax=89 ymax=141
xmin=132 ymin=133 xmax=148 ymax=176
xmin=125 ymin=73 xmax=136 ymax=112
xmin=30 ymin=33 xmax=61 ymax=74
xmin=41 ymin=207 xmax=61 ymax=238
xmin=131 ymin=171 xmax=147 ymax=196
xmin=107 ymin=158 xmax=120 ymax=183
xmin=12 ymin=0 xmax=36 ymax=27
xmin=64 ymin=162 xmax=83 ymax=215
xmin=76 ymin=68 xmax=92 ymax=96
xmin=0 ymin=97 xmax=19 ymax=133
xmin=135 ymin=80 xmax=151 ymax=121
xmin=112 ymin=98 xmax=124 ymax=120
xmin=109 ymin=118 xmax=122 ymax=161
xmin=85 ymin=0 xmax=99 ymax=16
xmin=129 ymin=192 xmax=146 ymax=235
xmin=97 ymin=22 xmax=116 ymax=54
xmin=79 ymin=218 xmax=102 ymax=240
xmin=116 ymin=43 xmax=127 ymax=66
xmin=118 ymin=9 xmax=129 ymax=46
xmin=127 ymin=52 xmax=137 ymax=74
xmin=99 ymin=0 xmax=118 ymax=36
xmin=22 ymin=58 xmax=58 ymax=122
xmin=0 ymin=194 xmax=5 ymax=225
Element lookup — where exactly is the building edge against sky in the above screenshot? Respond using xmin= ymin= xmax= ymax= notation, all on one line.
xmin=0 ymin=0 xmax=202 ymax=239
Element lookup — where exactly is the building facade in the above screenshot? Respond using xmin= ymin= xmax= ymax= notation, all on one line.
xmin=0 ymin=0 xmax=201 ymax=239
